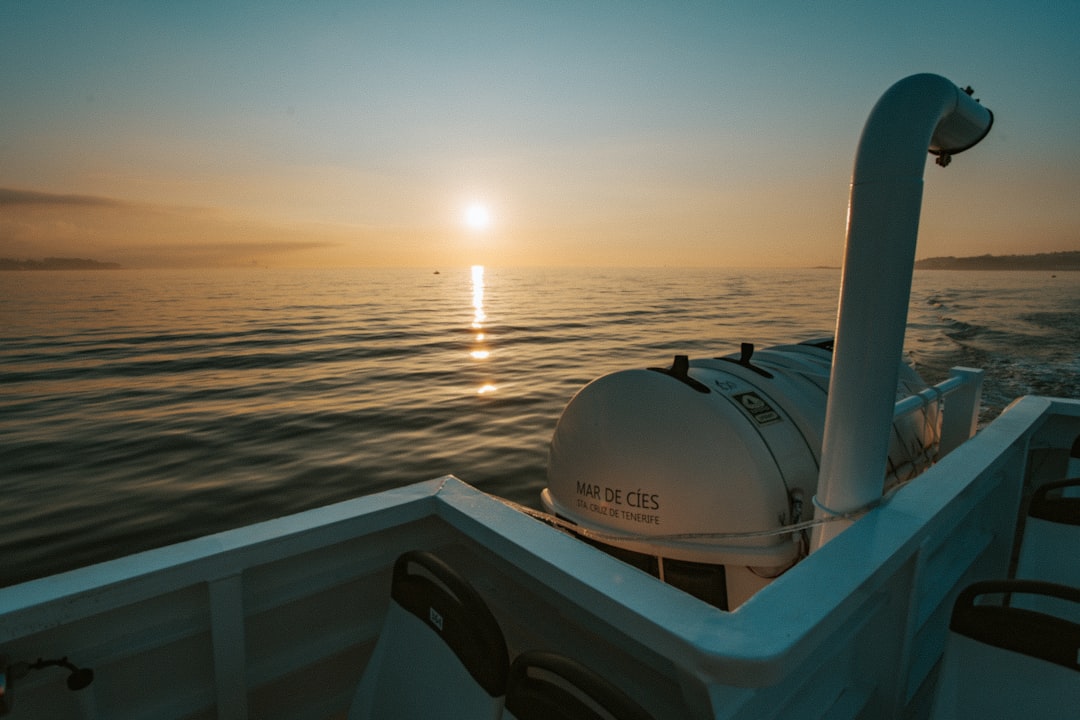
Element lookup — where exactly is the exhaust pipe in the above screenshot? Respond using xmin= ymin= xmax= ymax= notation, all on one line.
xmin=812 ymin=74 xmax=992 ymax=549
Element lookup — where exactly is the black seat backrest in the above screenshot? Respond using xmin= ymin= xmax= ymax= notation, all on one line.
xmin=1028 ymin=478 xmax=1080 ymax=526
xmin=504 ymin=650 xmax=653 ymax=720
xmin=348 ymin=549 xmax=509 ymax=720
xmin=390 ymin=549 xmax=509 ymax=696
xmin=949 ymin=579 xmax=1080 ymax=672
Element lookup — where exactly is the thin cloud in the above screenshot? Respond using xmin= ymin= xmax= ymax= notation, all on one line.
xmin=0 ymin=187 xmax=362 ymax=268
xmin=0 ymin=187 xmax=128 ymax=208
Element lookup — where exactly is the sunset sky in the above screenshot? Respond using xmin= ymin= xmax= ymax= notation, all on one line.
xmin=2 ymin=1 xmax=1078 ymax=269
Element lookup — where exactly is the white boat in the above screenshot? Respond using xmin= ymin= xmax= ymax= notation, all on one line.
xmin=2 ymin=74 xmax=1078 ymax=719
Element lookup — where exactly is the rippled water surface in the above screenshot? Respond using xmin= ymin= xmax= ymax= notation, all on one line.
xmin=2 ymin=267 xmax=1078 ymax=585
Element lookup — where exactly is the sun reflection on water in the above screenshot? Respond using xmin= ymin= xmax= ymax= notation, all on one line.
xmin=470 ymin=265 xmax=496 ymax=394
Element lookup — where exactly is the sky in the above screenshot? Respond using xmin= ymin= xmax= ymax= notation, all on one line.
xmin=2 ymin=1 xmax=1078 ymax=269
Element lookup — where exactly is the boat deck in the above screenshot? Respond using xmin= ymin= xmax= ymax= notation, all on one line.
xmin=2 ymin=396 xmax=1078 ymax=719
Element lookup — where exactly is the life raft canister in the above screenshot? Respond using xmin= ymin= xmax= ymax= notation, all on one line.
xmin=543 ymin=339 xmax=939 ymax=609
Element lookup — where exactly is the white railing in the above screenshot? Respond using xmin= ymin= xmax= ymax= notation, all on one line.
xmin=892 ymin=366 xmax=984 ymax=457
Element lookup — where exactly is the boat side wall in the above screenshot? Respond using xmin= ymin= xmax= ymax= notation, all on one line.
xmin=0 ymin=479 xmax=452 ymax=720
xmin=2 ymin=399 xmax=1078 ymax=720
xmin=710 ymin=397 xmax=1080 ymax=719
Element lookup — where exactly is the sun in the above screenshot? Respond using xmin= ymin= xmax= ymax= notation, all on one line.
xmin=464 ymin=202 xmax=491 ymax=231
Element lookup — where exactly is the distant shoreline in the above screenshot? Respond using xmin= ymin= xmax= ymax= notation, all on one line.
xmin=2 ymin=253 xmax=1077 ymax=272
xmin=0 ymin=257 xmax=122 ymax=271
xmin=914 ymin=251 xmax=1080 ymax=271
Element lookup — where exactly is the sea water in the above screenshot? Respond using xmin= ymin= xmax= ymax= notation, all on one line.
xmin=2 ymin=267 xmax=1078 ymax=586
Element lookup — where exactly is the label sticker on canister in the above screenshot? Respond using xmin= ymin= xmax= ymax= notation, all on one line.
xmin=733 ymin=391 xmax=782 ymax=425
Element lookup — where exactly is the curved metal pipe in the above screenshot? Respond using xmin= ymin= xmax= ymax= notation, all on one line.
xmin=812 ymin=74 xmax=993 ymax=549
